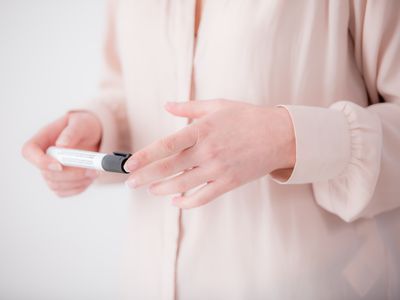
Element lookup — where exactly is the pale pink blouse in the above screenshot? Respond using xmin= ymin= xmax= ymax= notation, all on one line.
xmin=80 ymin=0 xmax=400 ymax=299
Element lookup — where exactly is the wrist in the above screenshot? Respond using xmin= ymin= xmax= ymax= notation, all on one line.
xmin=271 ymin=106 xmax=296 ymax=171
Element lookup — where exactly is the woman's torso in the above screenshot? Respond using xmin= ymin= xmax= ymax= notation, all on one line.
xmin=113 ymin=1 xmax=400 ymax=299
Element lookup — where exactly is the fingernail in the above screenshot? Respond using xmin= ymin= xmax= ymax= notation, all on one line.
xmin=125 ymin=179 xmax=137 ymax=189
xmin=85 ymin=169 xmax=98 ymax=179
xmin=48 ymin=162 xmax=62 ymax=172
xmin=124 ymin=159 xmax=138 ymax=172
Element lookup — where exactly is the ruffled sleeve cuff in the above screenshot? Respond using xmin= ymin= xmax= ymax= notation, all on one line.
xmin=270 ymin=101 xmax=383 ymax=222
xmin=270 ymin=103 xmax=352 ymax=184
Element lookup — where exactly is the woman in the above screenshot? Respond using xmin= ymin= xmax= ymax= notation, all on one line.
xmin=22 ymin=0 xmax=400 ymax=299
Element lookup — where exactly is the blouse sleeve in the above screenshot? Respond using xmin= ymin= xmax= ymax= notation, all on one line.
xmin=79 ymin=0 xmax=132 ymax=183
xmin=270 ymin=0 xmax=400 ymax=222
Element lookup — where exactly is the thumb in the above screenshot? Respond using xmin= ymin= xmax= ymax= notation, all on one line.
xmin=55 ymin=114 xmax=82 ymax=147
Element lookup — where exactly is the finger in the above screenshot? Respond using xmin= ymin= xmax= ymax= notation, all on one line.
xmin=41 ymin=168 xmax=98 ymax=182
xmin=149 ymin=166 xmax=210 ymax=195
xmin=46 ymin=178 xmax=93 ymax=192
xmin=54 ymin=186 xmax=89 ymax=198
xmin=22 ymin=115 xmax=69 ymax=170
xmin=22 ymin=140 xmax=62 ymax=171
xmin=55 ymin=113 xmax=84 ymax=147
xmin=125 ymin=148 xmax=197 ymax=188
xmin=34 ymin=114 xmax=69 ymax=148
xmin=124 ymin=125 xmax=199 ymax=172
xmin=164 ymin=99 xmax=227 ymax=119
xmin=170 ymin=180 xmax=228 ymax=209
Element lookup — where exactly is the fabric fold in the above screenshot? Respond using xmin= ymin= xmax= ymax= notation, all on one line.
xmin=271 ymin=101 xmax=383 ymax=222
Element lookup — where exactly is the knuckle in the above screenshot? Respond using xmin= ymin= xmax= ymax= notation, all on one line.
xmin=158 ymin=160 xmax=171 ymax=175
xmin=202 ymin=142 xmax=219 ymax=160
xmin=159 ymin=136 xmax=176 ymax=152
xmin=136 ymin=151 xmax=148 ymax=165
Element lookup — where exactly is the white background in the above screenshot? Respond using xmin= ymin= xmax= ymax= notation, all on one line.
xmin=0 ymin=1 xmax=133 ymax=299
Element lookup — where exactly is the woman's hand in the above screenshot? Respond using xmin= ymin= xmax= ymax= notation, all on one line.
xmin=125 ymin=99 xmax=296 ymax=208
xmin=22 ymin=111 xmax=103 ymax=197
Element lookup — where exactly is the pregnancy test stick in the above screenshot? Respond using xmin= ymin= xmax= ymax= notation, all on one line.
xmin=46 ymin=147 xmax=132 ymax=174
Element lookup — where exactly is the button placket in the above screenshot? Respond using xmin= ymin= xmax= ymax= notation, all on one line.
xmin=161 ymin=1 xmax=198 ymax=300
